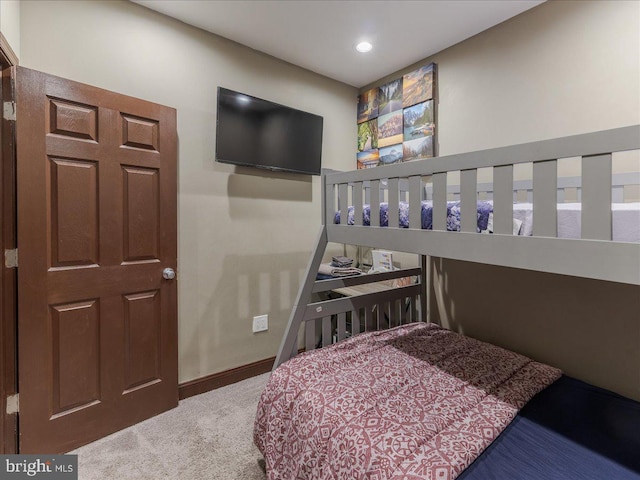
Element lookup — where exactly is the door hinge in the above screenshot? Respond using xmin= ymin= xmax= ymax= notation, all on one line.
xmin=4 ymin=249 xmax=17 ymax=268
xmin=3 ymin=101 xmax=16 ymax=121
xmin=6 ymin=394 xmax=18 ymax=415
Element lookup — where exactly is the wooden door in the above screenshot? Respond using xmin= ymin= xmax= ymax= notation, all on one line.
xmin=15 ymin=67 xmax=178 ymax=453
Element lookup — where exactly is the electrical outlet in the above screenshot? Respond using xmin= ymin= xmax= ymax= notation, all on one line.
xmin=252 ymin=314 xmax=268 ymax=333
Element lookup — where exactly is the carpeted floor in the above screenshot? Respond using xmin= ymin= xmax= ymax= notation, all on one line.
xmin=70 ymin=373 xmax=270 ymax=480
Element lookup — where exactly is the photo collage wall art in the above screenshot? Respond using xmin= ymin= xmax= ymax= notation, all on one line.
xmin=357 ymin=63 xmax=436 ymax=169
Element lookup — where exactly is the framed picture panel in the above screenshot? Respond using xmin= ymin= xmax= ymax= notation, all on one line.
xmin=356 ymin=63 xmax=436 ymax=168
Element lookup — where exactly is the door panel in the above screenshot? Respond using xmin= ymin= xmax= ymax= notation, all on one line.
xmin=121 ymin=114 xmax=159 ymax=151
xmin=123 ymin=166 xmax=160 ymax=262
xmin=123 ymin=290 xmax=161 ymax=392
xmin=48 ymin=98 xmax=98 ymax=141
xmin=50 ymin=158 xmax=99 ymax=267
xmin=51 ymin=299 xmax=100 ymax=416
xmin=16 ymin=67 xmax=178 ymax=453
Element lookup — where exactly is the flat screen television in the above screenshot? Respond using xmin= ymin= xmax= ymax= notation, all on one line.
xmin=215 ymin=87 xmax=324 ymax=175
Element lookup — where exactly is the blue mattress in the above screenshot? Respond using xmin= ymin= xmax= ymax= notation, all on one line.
xmin=459 ymin=375 xmax=640 ymax=480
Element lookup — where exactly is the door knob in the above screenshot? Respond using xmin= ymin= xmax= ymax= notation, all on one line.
xmin=163 ymin=268 xmax=176 ymax=280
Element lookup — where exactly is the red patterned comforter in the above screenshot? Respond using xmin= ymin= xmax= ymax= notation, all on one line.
xmin=254 ymin=323 xmax=561 ymax=480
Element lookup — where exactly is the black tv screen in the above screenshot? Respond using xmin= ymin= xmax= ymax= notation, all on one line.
xmin=215 ymin=87 xmax=324 ymax=175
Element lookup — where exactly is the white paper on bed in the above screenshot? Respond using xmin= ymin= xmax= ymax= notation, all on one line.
xmin=372 ymin=250 xmax=393 ymax=270
xmin=484 ymin=214 xmax=523 ymax=235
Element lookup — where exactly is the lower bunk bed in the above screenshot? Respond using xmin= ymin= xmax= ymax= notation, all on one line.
xmin=255 ymin=126 xmax=640 ymax=479
xmin=255 ymin=324 xmax=640 ymax=479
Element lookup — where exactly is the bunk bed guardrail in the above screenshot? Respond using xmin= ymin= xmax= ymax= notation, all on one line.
xmin=327 ymin=125 xmax=639 ymax=284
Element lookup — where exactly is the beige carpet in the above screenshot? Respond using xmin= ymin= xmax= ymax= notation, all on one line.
xmin=70 ymin=373 xmax=270 ymax=480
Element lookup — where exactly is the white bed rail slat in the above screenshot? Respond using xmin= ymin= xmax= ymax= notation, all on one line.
xmin=322 ymin=316 xmax=332 ymax=347
xmin=612 ymin=187 xmax=623 ymax=203
xmin=337 ymin=312 xmax=347 ymax=341
xmin=338 ymin=183 xmax=348 ymax=225
xmin=377 ymin=301 xmax=384 ymax=329
xmin=305 ymin=321 xmax=316 ymax=352
xmin=582 ymin=154 xmax=612 ymax=240
xmin=533 ymin=160 xmax=558 ymax=237
xmin=324 ymin=181 xmax=334 ymax=226
xmin=409 ymin=175 xmax=422 ymax=229
xmin=410 ymin=296 xmax=418 ymax=322
xmin=493 ymin=165 xmax=514 ymax=235
xmin=353 ymin=181 xmax=364 ymax=226
xmin=611 ymin=186 xmax=624 ymax=203
xmin=433 ymin=172 xmax=447 ymax=230
xmin=352 ymin=309 xmax=361 ymax=335
xmin=461 ymin=169 xmax=478 ymax=233
xmin=390 ymin=299 xmax=400 ymax=327
xmin=371 ymin=180 xmax=381 ymax=227
xmin=388 ymin=178 xmax=399 ymax=228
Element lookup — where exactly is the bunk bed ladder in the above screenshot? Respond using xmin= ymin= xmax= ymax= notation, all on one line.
xmin=274 ymin=226 xmax=329 ymax=370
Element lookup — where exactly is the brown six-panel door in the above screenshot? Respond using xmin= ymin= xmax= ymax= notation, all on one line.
xmin=15 ymin=67 xmax=178 ymax=453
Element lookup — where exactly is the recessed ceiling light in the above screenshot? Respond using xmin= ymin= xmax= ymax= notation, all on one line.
xmin=356 ymin=41 xmax=373 ymax=53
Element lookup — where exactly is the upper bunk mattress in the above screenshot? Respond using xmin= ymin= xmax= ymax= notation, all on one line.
xmin=254 ymin=323 xmax=561 ymax=480
xmin=335 ymin=201 xmax=640 ymax=242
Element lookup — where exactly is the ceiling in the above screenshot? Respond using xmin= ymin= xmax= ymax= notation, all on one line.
xmin=133 ymin=0 xmax=544 ymax=88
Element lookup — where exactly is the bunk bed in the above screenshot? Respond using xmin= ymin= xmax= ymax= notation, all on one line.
xmin=254 ymin=126 xmax=640 ymax=479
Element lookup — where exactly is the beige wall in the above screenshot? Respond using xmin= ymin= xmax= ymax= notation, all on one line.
xmin=18 ymin=0 xmax=357 ymax=383
xmin=0 ymin=0 xmax=21 ymax=59
xmin=364 ymin=0 xmax=640 ymax=401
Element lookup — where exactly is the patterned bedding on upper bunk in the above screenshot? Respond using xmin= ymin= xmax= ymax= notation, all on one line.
xmin=335 ymin=201 xmax=493 ymax=232
xmin=334 ymin=201 xmax=640 ymax=242
xmin=254 ymin=323 xmax=561 ymax=480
